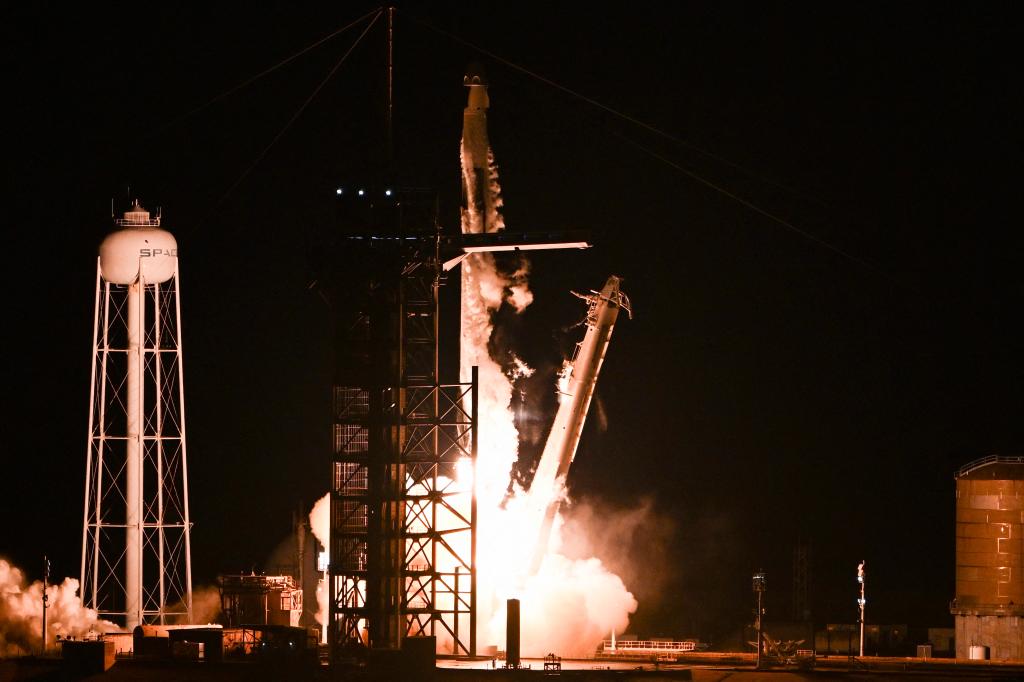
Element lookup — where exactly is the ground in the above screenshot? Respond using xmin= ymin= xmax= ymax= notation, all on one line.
xmin=5 ymin=655 xmax=1024 ymax=682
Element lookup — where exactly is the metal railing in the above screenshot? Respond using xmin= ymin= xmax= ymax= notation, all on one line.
xmin=599 ymin=639 xmax=697 ymax=654
xmin=956 ymin=455 xmax=1024 ymax=478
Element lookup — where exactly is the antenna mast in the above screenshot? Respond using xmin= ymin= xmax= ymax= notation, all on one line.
xmin=385 ymin=6 xmax=395 ymax=169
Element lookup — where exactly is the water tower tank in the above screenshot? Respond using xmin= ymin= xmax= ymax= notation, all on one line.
xmin=99 ymin=200 xmax=177 ymax=284
xmin=951 ymin=456 xmax=1024 ymax=660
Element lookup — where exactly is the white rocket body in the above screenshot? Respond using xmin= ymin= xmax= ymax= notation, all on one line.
xmin=460 ymin=70 xmax=499 ymax=236
xmin=527 ymin=276 xmax=630 ymax=574
xmin=460 ymin=69 xmax=505 ymax=390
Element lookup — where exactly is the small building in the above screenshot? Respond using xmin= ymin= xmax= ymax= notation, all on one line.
xmin=814 ymin=623 xmax=907 ymax=656
xmin=223 ymin=624 xmax=317 ymax=663
xmin=219 ymin=574 xmax=303 ymax=627
xmin=60 ymin=639 xmax=115 ymax=673
xmin=927 ymin=627 xmax=955 ymax=656
xmin=130 ymin=624 xmax=224 ymax=661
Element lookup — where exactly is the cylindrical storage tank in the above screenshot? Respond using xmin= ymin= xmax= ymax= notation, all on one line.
xmin=969 ymin=644 xmax=990 ymax=660
xmin=951 ymin=457 xmax=1024 ymax=660
xmin=99 ymin=203 xmax=177 ymax=284
xmin=954 ymin=459 xmax=1024 ymax=610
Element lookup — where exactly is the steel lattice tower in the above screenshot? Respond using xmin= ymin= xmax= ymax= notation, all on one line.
xmin=326 ymin=187 xmax=477 ymax=656
xmin=81 ymin=201 xmax=193 ymax=628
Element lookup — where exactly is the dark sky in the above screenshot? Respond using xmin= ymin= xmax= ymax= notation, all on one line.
xmin=5 ymin=3 xmax=1021 ymax=641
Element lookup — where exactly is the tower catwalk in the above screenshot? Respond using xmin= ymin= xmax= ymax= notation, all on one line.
xmin=81 ymin=200 xmax=193 ymax=628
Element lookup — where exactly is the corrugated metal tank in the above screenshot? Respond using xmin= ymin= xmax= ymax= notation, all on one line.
xmin=951 ymin=457 xmax=1024 ymax=661
xmin=954 ymin=458 xmax=1024 ymax=611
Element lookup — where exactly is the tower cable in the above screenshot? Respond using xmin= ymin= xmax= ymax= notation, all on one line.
xmin=404 ymin=11 xmax=828 ymax=210
xmin=404 ymin=11 xmax=887 ymax=276
xmin=193 ymin=9 xmax=384 ymax=232
xmin=148 ymin=8 xmax=383 ymax=138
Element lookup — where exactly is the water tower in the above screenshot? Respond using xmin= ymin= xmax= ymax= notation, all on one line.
xmin=80 ymin=200 xmax=193 ymax=628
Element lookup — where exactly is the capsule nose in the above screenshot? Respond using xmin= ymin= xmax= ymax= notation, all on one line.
xmin=463 ymin=60 xmax=487 ymax=87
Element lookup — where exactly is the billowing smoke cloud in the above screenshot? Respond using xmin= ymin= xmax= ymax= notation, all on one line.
xmin=517 ymin=554 xmax=635 ymax=657
xmin=162 ymin=583 xmax=222 ymax=626
xmin=504 ymin=258 xmax=533 ymax=313
xmin=308 ymin=494 xmax=330 ymax=633
xmin=190 ymin=585 xmax=222 ymax=626
xmin=0 ymin=558 xmax=117 ymax=656
xmin=559 ymin=497 xmax=676 ymax=606
xmin=485 ymin=149 xmax=506 ymax=233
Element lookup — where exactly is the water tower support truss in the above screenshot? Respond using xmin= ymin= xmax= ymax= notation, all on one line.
xmin=81 ymin=260 xmax=193 ymax=626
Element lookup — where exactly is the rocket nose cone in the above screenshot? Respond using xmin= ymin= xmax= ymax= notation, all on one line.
xmin=464 ymin=61 xmax=488 ymax=87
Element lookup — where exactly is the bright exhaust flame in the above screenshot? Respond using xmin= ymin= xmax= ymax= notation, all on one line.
xmin=0 ymin=558 xmax=117 ymax=656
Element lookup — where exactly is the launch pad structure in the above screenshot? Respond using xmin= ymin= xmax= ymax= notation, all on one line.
xmin=324 ymin=10 xmax=592 ymax=659
xmin=327 ymin=187 xmax=480 ymax=656
xmin=324 ymin=185 xmax=591 ymax=658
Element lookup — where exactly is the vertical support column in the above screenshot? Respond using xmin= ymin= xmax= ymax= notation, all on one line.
xmin=125 ymin=279 xmax=143 ymax=630
xmin=93 ymin=280 xmax=113 ymax=608
xmin=752 ymin=570 xmax=766 ymax=670
xmin=175 ymin=267 xmax=194 ymax=623
xmin=506 ymin=598 xmax=520 ymax=669
xmin=470 ymin=365 xmax=478 ymax=657
xmin=155 ymin=283 xmax=166 ymax=624
xmin=857 ymin=560 xmax=866 ymax=657
xmin=81 ymin=262 xmax=102 ymax=604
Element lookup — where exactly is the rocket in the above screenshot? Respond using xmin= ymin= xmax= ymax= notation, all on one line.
xmin=461 ymin=63 xmax=500 ymax=235
xmin=460 ymin=63 xmax=506 ymax=388
xmin=527 ymin=275 xmax=631 ymax=575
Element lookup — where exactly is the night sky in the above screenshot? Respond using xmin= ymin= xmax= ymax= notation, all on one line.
xmin=5 ymin=4 xmax=1021 ymax=642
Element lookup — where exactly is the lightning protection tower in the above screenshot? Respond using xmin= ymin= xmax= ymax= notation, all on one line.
xmin=81 ymin=200 xmax=193 ymax=628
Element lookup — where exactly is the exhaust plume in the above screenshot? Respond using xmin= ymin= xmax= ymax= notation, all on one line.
xmin=460 ymin=126 xmax=637 ymax=653
xmin=308 ymin=494 xmax=331 ymax=634
xmin=190 ymin=585 xmax=222 ymax=625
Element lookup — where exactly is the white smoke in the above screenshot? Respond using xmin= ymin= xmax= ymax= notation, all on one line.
xmin=189 ymin=585 xmax=222 ymax=625
xmin=519 ymin=554 xmax=635 ymax=657
xmin=506 ymin=261 xmax=533 ymax=313
xmin=308 ymin=494 xmax=331 ymax=634
xmin=0 ymin=558 xmax=117 ymax=656
xmin=485 ymin=148 xmax=506 ymax=232
xmin=509 ymin=354 xmax=535 ymax=381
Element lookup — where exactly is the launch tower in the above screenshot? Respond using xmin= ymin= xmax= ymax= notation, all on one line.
xmin=322 ymin=18 xmax=590 ymax=656
xmin=324 ymin=187 xmax=479 ymax=656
